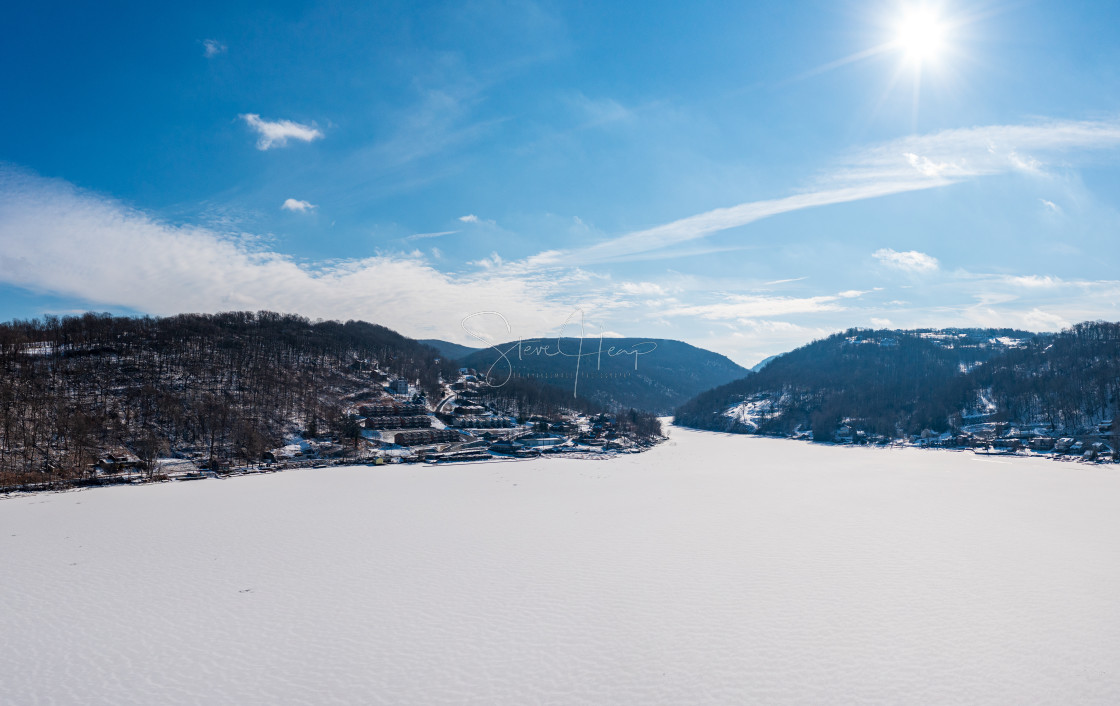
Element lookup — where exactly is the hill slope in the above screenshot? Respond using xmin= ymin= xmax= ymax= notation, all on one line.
xmin=673 ymin=326 xmax=1118 ymax=439
xmin=418 ymin=339 xmax=482 ymax=361
xmin=951 ymin=321 xmax=1120 ymax=432
xmin=461 ymin=337 xmax=749 ymax=414
xmin=0 ymin=312 xmax=656 ymax=487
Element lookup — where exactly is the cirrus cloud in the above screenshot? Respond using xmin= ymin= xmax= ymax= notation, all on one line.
xmin=656 ymin=289 xmax=867 ymax=321
xmin=534 ymin=118 xmax=1120 ymax=267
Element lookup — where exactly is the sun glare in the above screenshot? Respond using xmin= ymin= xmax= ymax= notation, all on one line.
xmin=896 ymin=8 xmax=946 ymax=65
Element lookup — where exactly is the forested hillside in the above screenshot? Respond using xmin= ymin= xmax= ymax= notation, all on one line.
xmin=675 ymin=323 xmax=1120 ymax=442
xmin=951 ymin=321 xmax=1120 ymax=432
xmin=0 ymin=311 xmax=650 ymax=488
xmin=0 ymin=312 xmax=453 ymax=486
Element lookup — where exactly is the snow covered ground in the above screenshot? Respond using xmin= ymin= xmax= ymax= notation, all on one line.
xmin=723 ymin=395 xmax=779 ymax=430
xmin=3 ymin=426 xmax=1120 ymax=704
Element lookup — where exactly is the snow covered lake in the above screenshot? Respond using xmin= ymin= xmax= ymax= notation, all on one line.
xmin=4 ymin=425 xmax=1120 ymax=705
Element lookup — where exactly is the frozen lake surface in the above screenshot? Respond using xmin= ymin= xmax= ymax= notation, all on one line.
xmin=3 ymin=426 xmax=1120 ymax=704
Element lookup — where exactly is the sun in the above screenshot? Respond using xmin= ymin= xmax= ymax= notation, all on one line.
xmin=895 ymin=7 xmax=947 ymax=66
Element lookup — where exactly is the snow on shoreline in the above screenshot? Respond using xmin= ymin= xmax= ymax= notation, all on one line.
xmin=3 ymin=425 xmax=1119 ymax=704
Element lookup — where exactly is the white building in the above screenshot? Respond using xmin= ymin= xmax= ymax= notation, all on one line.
xmin=387 ymin=378 xmax=410 ymax=395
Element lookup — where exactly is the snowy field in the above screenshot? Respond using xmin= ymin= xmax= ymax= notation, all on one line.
xmin=3 ymin=426 xmax=1120 ymax=705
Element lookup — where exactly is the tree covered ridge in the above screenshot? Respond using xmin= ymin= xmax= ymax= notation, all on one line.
xmin=0 ymin=311 xmax=658 ymax=488
xmin=459 ymin=337 xmax=748 ymax=414
xmin=674 ymin=322 xmax=1120 ymax=441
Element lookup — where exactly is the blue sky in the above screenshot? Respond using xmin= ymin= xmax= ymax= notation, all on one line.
xmin=2 ymin=0 xmax=1119 ymax=365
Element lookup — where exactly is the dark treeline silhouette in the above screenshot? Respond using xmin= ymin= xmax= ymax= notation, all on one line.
xmin=675 ymin=322 xmax=1120 ymax=441
xmin=0 ymin=311 xmax=457 ymax=486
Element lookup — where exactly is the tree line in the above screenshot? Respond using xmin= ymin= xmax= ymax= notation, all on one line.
xmin=0 ymin=310 xmax=664 ymax=489
xmin=0 ymin=311 xmax=455 ymax=487
xmin=674 ymin=322 xmax=1120 ymax=442
xmin=472 ymin=377 xmax=662 ymax=440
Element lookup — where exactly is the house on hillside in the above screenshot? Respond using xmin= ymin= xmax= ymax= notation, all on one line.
xmin=393 ymin=429 xmax=461 ymax=446
xmin=364 ymin=416 xmax=432 ymax=430
xmin=1029 ymin=436 xmax=1056 ymax=451
xmin=452 ymin=416 xmax=512 ymax=429
xmin=918 ymin=431 xmax=953 ymax=448
xmin=387 ymin=378 xmax=411 ymax=395
xmin=97 ymin=451 xmax=143 ymax=474
xmin=1090 ymin=442 xmax=1114 ymax=461
xmin=489 ymin=440 xmax=523 ymax=455
xmin=991 ymin=437 xmax=1022 ymax=451
xmin=517 ymin=433 xmax=566 ymax=448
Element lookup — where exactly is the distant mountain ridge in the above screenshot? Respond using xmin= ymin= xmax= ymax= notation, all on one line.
xmin=750 ymin=354 xmax=780 ymax=372
xmin=419 ymin=339 xmax=482 ymax=361
xmin=675 ymin=323 xmax=1120 ymax=441
xmin=458 ymin=337 xmax=750 ymax=414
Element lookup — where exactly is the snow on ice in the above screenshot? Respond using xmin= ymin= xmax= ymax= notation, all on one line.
xmin=3 ymin=425 xmax=1120 ymax=704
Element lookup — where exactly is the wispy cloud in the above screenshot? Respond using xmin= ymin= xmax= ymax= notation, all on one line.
xmin=6 ymin=169 xmax=1111 ymax=362
xmin=841 ymin=271 xmax=1120 ymax=335
xmin=202 ymin=39 xmax=226 ymax=58
xmin=281 ymin=198 xmax=316 ymax=212
xmin=656 ymin=290 xmax=867 ymax=321
xmin=764 ymin=276 xmax=808 ymax=286
xmin=535 ymin=118 xmax=1120 ymax=266
xmin=0 ymin=170 xmax=581 ymax=341
xmin=406 ymin=230 xmax=458 ymax=241
xmin=458 ymin=213 xmax=499 ymax=227
xmin=1001 ymin=274 xmax=1061 ymax=288
xmin=547 ymin=179 xmax=947 ymax=266
xmin=618 ymin=281 xmax=666 ymax=296
xmin=829 ymin=119 xmax=1120 ymax=186
xmin=468 ymin=252 xmax=503 ymax=268
xmin=873 ymin=248 xmax=939 ymax=272
xmin=240 ymin=114 xmax=324 ymax=150
xmin=568 ymin=93 xmax=633 ymax=127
